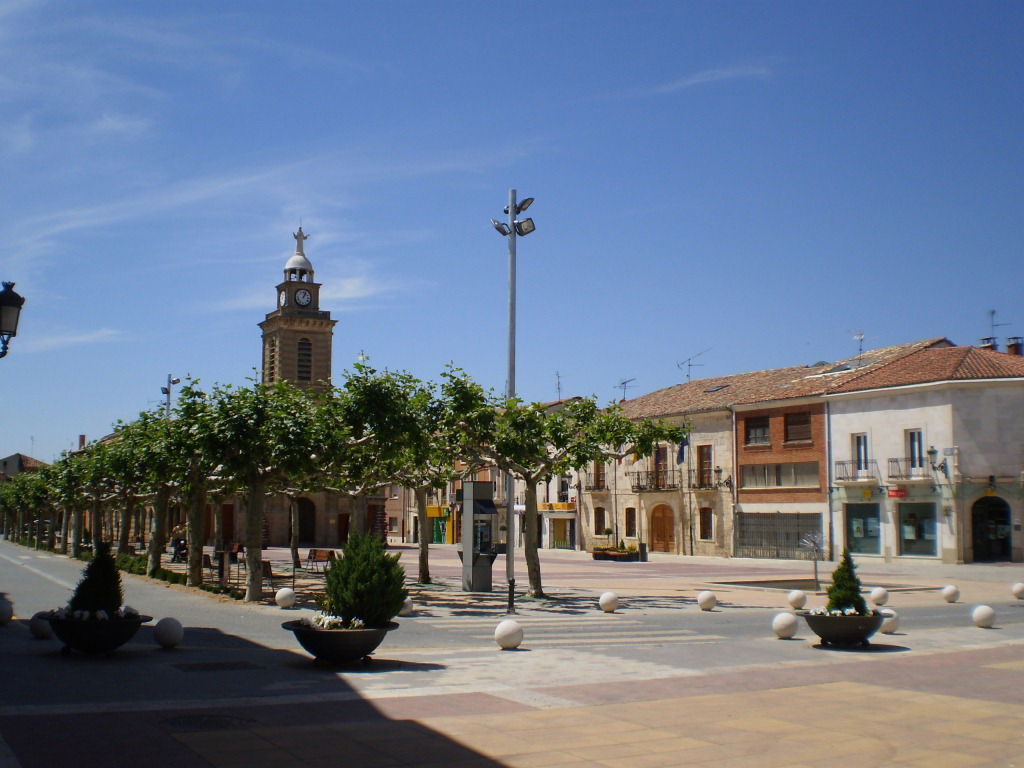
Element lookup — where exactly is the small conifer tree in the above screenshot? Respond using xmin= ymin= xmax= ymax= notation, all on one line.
xmin=69 ymin=542 xmax=124 ymax=616
xmin=318 ymin=533 xmax=407 ymax=628
xmin=825 ymin=548 xmax=870 ymax=615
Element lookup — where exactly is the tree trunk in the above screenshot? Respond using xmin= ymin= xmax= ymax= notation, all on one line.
xmin=117 ymin=497 xmax=134 ymax=555
xmin=351 ymin=494 xmax=368 ymax=538
xmin=47 ymin=508 xmax=58 ymax=550
xmin=523 ymin=480 xmax=545 ymax=598
xmin=91 ymin=497 xmax=103 ymax=549
xmin=146 ymin=488 xmax=171 ymax=577
xmin=60 ymin=506 xmax=70 ymax=554
xmin=289 ymin=496 xmax=301 ymax=568
xmin=244 ymin=481 xmax=267 ymax=602
xmin=70 ymin=508 xmax=83 ymax=558
xmin=416 ymin=486 xmax=431 ymax=584
xmin=186 ymin=487 xmax=206 ymax=587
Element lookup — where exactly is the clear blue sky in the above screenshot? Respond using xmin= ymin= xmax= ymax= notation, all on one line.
xmin=2 ymin=1 xmax=1022 ymax=462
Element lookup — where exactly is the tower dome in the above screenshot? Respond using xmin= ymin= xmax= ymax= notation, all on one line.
xmin=284 ymin=227 xmax=314 ymax=282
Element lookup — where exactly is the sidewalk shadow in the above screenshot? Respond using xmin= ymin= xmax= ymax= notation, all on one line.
xmin=812 ymin=642 xmax=910 ymax=653
xmin=0 ymin=618 xmax=499 ymax=768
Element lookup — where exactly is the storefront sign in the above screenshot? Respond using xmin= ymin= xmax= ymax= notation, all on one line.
xmin=538 ymin=502 xmax=576 ymax=512
xmin=887 ymin=488 xmax=907 ymax=498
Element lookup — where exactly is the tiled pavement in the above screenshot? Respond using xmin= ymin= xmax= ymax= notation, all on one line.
xmin=5 ymin=545 xmax=1024 ymax=767
xmin=47 ymin=643 xmax=1021 ymax=768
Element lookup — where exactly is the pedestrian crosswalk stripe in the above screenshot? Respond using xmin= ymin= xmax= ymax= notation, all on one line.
xmin=418 ymin=617 xmax=646 ymax=629
xmin=463 ymin=633 xmax=726 ymax=646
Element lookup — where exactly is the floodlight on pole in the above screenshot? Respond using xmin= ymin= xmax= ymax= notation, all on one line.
xmin=490 ymin=189 xmax=536 ymax=614
xmin=162 ymin=374 xmax=181 ymax=418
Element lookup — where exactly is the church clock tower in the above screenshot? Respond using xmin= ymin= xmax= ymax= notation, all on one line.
xmin=259 ymin=227 xmax=336 ymax=388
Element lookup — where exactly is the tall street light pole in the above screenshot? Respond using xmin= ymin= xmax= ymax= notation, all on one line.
xmin=161 ymin=374 xmax=181 ymax=418
xmin=491 ymin=189 xmax=535 ymax=614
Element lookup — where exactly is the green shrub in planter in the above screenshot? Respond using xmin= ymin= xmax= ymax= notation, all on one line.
xmin=825 ymin=548 xmax=870 ymax=616
xmin=69 ymin=542 xmax=123 ymax=615
xmin=316 ymin=533 xmax=407 ymax=628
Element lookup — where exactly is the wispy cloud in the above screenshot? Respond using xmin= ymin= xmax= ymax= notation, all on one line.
xmin=213 ymin=275 xmax=399 ymax=313
xmin=651 ymin=64 xmax=771 ymax=94
xmin=89 ymin=113 xmax=151 ymax=137
xmin=22 ymin=327 xmax=125 ymax=353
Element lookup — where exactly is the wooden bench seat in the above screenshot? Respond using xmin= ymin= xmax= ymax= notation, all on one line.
xmin=305 ymin=548 xmax=336 ymax=572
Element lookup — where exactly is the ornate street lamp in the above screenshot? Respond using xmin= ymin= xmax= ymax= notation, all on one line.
xmin=0 ymin=282 xmax=25 ymax=359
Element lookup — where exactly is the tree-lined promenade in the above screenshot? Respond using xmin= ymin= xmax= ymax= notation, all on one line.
xmin=0 ymin=366 xmax=684 ymax=602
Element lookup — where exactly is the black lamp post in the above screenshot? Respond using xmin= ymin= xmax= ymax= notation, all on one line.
xmin=0 ymin=282 xmax=25 ymax=359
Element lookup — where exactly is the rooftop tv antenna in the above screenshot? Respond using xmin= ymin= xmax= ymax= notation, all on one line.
xmin=989 ymin=309 xmax=1010 ymax=337
xmin=676 ymin=348 xmax=710 ymax=383
xmin=851 ymin=330 xmax=865 ymax=365
xmin=555 ymin=371 xmax=562 ymax=401
xmin=616 ymin=377 xmax=636 ymax=401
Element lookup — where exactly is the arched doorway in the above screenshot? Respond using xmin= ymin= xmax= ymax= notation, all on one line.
xmin=971 ymin=496 xmax=1012 ymax=562
xmin=650 ymin=504 xmax=675 ymax=553
xmin=297 ymin=498 xmax=316 ymax=545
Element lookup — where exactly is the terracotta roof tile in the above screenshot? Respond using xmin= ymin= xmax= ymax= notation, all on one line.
xmin=830 ymin=346 xmax=1024 ymax=392
xmin=619 ymin=337 xmax=953 ymax=419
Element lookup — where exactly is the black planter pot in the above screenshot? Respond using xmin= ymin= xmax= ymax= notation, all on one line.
xmin=803 ymin=612 xmax=884 ymax=647
xmin=48 ymin=615 xmax=152 ymax=655
xmin=284 ymin=620 xmax=398 ymax=664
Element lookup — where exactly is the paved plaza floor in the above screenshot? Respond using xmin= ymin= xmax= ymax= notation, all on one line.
xmin=2 ymin=541 xmax=1024 ymax=767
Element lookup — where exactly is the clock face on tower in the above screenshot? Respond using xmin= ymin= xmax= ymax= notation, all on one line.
xmin=295 ymin=288 xmax=312 ymax=307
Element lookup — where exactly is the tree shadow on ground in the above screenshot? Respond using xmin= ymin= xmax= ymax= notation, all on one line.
xmin=0 ymin=617 xmax=499 ymax=768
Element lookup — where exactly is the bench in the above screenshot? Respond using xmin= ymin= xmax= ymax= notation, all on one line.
xmin=261 ymin=560 xmax=288 ymax=588
xmin=305 ymin=548 xmax=336 ymax=573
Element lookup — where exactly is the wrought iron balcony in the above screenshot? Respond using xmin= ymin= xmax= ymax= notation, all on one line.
xmin=688 ymin=469 xmax=717 ymax=490
xmin=887 ymin=457 xmax=932 ymax=482
xmin=584 ymin=471 xmax=607 ymax=491
xmin=627 ymin=469 xmax=681 ymax=491
xmin=834 ymin=460 xmax=881 ymax=483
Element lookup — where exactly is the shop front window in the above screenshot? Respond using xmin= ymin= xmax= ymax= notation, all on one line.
xmin=845 ymin=503 xmax=880 ymax=554
xmin=898 ymin=503 xmax=937 ymax=556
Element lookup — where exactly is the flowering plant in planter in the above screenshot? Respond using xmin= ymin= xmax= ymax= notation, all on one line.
xmin=44 ymin=542 xmax=151 ymax=654
xmin=285 ymin=533 xmax=407 ymax=663
xmin=803 ymin=548 xmax=881 ymax=647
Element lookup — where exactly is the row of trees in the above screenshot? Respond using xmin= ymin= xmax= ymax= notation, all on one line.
xmin=0 ymin=365 xmax=685 ymax=601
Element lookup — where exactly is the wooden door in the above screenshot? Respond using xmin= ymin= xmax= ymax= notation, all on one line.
xmin=651 ymin=505 xmax=675 ymax=552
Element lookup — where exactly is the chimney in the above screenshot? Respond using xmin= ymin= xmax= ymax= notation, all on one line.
xmin=1007 ymin=337 xmax=1023 ymax=356
xmin=979 ymin=337 xmax=998 ymax=352
xmin=78 ymin=434 xmax=86 ymax=450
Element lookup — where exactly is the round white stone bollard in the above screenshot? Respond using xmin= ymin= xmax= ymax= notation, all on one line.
xmin=599 ymin=592 xmax=620 ymax=613
xmin=787 ymin=590 xmax=807 ymax=610
xmin=398 ymin=598 xmax=414 ymax=617
xmin=494 ymin=619 xmax=523 ymax=650
xmin=275 ymin=587 xmax=297 ymax=609
xmin=941 ymin=585 xmax=960 ymax=603
xmin=29 ymin=611 xmax=53 ymax=640
xmin=154 ymin=617 xmax=184 ymax=649
xmin=870 ymin=587 xmax=889 ymax=606
xmin=1012 ymin=582 xmax=1024 ymax=600
xmin=972 ymin=605 xmax=995 ymax=629
xmin=697 ymin=591 xmax=717 ymax=611
xmin=879 ymin=608 xmax=900 ymax=634
xmin=772 ymin=612 xmax=798 ymax=639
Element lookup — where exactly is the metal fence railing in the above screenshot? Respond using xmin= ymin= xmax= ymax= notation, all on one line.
xmin=734 ymin=512 xmax=822 ymax=560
